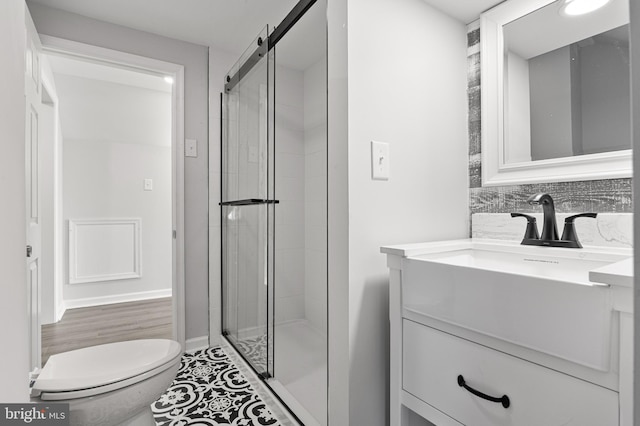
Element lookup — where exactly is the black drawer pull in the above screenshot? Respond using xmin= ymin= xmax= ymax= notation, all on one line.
xmin=457 ymin=375 xmax=510 ymax=409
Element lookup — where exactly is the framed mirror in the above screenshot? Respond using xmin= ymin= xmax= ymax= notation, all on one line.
xmin=480 ymin=0 xmax=631 ymax=186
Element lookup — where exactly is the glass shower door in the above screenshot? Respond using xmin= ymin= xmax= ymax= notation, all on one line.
xmin=218 ymin=3 xmax=329 ymax=422
xmin=221 ymin=27 xmax=275 ymax=378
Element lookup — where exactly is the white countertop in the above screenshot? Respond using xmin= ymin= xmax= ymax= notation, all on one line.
xmin=382 ymin=238 xmax=633 ymax=288
xmin=589 ymin=258 xmax=634 ymax=288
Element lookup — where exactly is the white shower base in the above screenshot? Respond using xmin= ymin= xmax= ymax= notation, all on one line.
xmin=271 ymin=320 xmax=327 ymax=426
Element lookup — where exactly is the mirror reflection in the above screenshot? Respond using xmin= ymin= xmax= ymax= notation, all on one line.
xmin=503 ymin=0 xmax=630 ymax=164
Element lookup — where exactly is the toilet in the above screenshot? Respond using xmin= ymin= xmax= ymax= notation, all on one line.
xmin=31 ymin=339 xmax=182 ymax=426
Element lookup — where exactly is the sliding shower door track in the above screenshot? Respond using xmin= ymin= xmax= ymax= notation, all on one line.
xmin=224 ymin=0 xmax=317 ymax=93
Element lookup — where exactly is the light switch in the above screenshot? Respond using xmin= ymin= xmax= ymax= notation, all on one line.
xmin=185 ymin=139 xmax=198 ymax=157
xmin=371 ymin=141 xmax=390 ymax=180
xmin=144 ymin=178 xmax=153 ymax=191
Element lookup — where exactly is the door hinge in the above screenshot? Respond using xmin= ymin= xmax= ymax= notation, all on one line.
xmin=26 ymin=245 xmax=32 ymax=258
xmin=173 ymin=230 xmax=177 ymax=239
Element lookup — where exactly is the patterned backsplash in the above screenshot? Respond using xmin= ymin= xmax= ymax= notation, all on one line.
xmin=472 ymin=213 xmax=632 ymax=248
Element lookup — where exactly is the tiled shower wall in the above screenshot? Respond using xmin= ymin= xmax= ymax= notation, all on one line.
xmin=274 ymin=59 xmax=327 ymax=334
xmin=275 ymin=64 xmax=306 ymax=325
xmin=466 ymin=24 xmax=632 ymax=219
xmin=304 ymin=58 xmax=327 ymax=337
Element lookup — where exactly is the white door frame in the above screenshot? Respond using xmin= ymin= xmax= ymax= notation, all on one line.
xmin=39 ymin=61 xmax=63 ymax=325
xmin=38 ymin=35 xmax=186 ymax=349
xmin=25 ymin=9 xmax=43 ymax=372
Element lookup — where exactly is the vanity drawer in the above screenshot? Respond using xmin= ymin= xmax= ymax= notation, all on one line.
xmin=403 ymin=320 xmax=618 ymax=426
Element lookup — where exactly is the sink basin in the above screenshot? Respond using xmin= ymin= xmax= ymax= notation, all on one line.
xmin=385 ymin=239 xmax=631 ymax=371
xmin=412 ymin=242 xmax=625 ymax=285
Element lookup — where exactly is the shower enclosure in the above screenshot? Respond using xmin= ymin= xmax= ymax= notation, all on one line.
xmin=219 ymin=1 xmax=328 ymax=424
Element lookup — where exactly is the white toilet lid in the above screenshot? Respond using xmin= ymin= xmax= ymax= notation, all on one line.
xmin=33 ymin=339 xmax=182 ymax=394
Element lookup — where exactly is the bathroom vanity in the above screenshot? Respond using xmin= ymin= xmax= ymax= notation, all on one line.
xmin=382 ymin=239 xmax=633 ymax=426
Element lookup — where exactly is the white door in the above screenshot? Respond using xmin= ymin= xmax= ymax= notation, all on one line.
xmin=25 ymin=7 xmax=42 ymax=372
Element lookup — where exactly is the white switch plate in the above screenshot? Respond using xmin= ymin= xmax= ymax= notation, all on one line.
xmin=185 ymin=139 xmax=197 ymax=157
xmin=371 ymin=140 xmax=390 ymax=180
xmin=144 ymin=178 xmax=153 ymax=191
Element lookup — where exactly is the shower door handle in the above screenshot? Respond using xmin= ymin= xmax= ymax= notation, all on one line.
xmin=219 ymin=199 xmax=280 ymax=206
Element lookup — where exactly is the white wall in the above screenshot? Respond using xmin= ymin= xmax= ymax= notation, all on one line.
xmin=27 ymin=2 xmax=210 ymax=340
xmin=40 ymin=59 xmax=66 ymax=322
xmin=0 ymin=0 xmax=29 ymax=402
xmin=275 ymin=65 xmax=307 ymax=325
xmin=332 ymin=0 xmax=470 ymax=424
xmin=39 ymin=61 xmax=59 ymax=324
xmin=40 ymin=59 xmax=66 ymax=324
xmin=304 ymin=58 xmax=328 ymax=335
xmin=55 ymin=74 xmax=171 ymax=145
xmin=55 ymin=74 xmax=172 ymax=306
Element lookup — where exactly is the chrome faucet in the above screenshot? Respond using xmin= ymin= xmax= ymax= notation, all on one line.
xmin=527 ymin=193 xmax=558 ymax=241
xmin=511 ymin=193 xmax=597 ymax=248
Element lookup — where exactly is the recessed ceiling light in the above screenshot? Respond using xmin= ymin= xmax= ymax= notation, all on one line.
xmin=560 ymin=0 xmax=611 ymax=16
xmin=164 ymin=76 xmax=174 ymax=84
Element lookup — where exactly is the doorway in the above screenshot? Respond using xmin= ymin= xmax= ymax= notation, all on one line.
xmin=32 ymin=36 xmax=186 ymax=367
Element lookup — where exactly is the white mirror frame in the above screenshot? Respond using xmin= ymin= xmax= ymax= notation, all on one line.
xmin=480 ymin=0 xmax=632 ymax=187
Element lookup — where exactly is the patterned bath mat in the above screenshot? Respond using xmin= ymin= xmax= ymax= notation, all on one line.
xmin=152 ymin=347 xmax=282 ymax=425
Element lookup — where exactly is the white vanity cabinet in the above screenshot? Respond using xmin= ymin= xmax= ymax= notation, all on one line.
xmin=403 ymin=320 xmax=617 ymax=426
xmin=382 ymin=239 xmax=633 ymax=426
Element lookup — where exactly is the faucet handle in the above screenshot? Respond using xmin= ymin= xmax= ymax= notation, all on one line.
xmin=560 ymin=213 xmax=597 ymax=248
xmin=564 ymin=212 xmax=598 ymax=221
xmin=510 ymin=213 xmax=540 ymax=240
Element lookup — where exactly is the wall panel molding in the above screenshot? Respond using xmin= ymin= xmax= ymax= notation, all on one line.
xmin=68 ymin=218 xmax=142 ymax=284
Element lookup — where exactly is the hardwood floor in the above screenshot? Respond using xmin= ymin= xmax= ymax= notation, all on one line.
xmin=41 ymin=297 xmax=172 ymax=365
